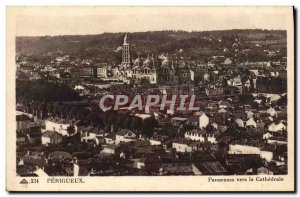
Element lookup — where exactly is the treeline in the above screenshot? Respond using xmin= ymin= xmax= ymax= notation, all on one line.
xmin=25 ymin=100 xmax=159 ymax=138
xmin=16 ymin=80 xmax=80 ymax=104
xmin=16 ymin=29 xmax=287 ymax=63
xmin=16 ymin=80 xmax=159 ymax=138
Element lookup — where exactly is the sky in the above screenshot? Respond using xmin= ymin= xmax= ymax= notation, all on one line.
xmin=14 ymin=7 xmax=292 ymax=36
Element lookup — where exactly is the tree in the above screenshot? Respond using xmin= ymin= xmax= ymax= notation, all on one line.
xmin=123 ymin=116 xmax=132 ymax=129
xmin=131 ymin=117 xmax=143 ymax=131
xmin=140 ymin=77 xmax=150 ymax=87
xmin=67 ymin=125 xmax=76 ymax=135
xmin=87 ymin=111 xmax=100 ymax=126
xmin=47 ymin=103 xmax=53 ymax=116
xmin=141 ymin=116 xmax=158 ymax=138
xmin=70 ymin=106 xmax=79 ymax=119
xmin=115 ymin=112 xmax=126 ymax=129
xmin=107 ymin=112 xmax=117 ymax=127
xmin=52 ymin=105 xmax=60 ymax=117
xmin=63 ymin=105 xmax=71 ymax=118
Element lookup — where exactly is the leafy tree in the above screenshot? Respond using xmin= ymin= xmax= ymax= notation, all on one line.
xmin=141 ymin=116 xmax=158 ymax=138
xmin=67 ymin=125 xmax=76 ymax=135
xmin=70 ymin=106 xmax=79 ymax=119
xmin=131 ymin=116 xmax=143 ymax=132
xmin=140 ymin=77 xmax=150 ymax=87
xmin=47 ymin=103 xmax=53 ymax=116
xmin=123 ymin=116 xmax=132 ymax=129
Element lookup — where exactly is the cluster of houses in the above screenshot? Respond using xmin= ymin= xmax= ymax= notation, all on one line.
xmin=16 ymin=86 xmax=288 ymax=176
xmin=15 ymin=33 xmax=288 ymax=177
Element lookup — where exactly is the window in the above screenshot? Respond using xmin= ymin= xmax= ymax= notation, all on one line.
xmin=144 ymin=68 xmax=150 ymax=74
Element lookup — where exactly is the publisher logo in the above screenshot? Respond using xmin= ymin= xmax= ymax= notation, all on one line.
xmin=20 ymin=179 xmax=28 ymax=184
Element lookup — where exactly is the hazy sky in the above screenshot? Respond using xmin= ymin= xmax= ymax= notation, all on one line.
xmin=15 ymin=7 xmax=291 ymax=36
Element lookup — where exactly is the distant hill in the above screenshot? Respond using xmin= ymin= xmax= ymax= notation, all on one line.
xmin=16 ymin=29 xmax=287 ymax=62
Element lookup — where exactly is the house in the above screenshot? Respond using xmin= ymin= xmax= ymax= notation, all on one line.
xmin=149 ymin=136 xmax=168 ymax=145
xmin=267 ymin=107 xmax=277 ymax=117
xmin=17 ymin=133 xmax=26 ymax=143
xmin=41 ymin=130 xmax=63 ymax=145
xmin=170 ymin=117 xmax=187 ymax=126
xmin=184 ymin=129 xmax=206 ymax=142
xmin=218 ymin=108 xmax=227 ymax=113
xmin=268 ymin=122 xmax=286 ymax=132
xmin=199 ymin=113 xmax=209 ymax=128
xmin=207 ymin=103 xmax=218 ymax=110
xmin=135 ymin=157 xmax=161 ymax=173
xmin=80 ymin=65 xmax=96 ymax=78
xmin=232 ymin=77 xmax=243 ymax=94
xmin=267 ymin=136 xmax=287 ymax=145
xmin=257 ymin=166 xmax=274 ymax=175
xmin=235 ymin=118 xmax=245 ymax=127
xmin=263 ymin=132 xmax=273 ymax=139
xmin=26 ymin=125 xmax=42 ymax=141
xmin=247 ymin=111 xmax=254 ymax=118
xmin=268 ymin=123 xmax=276 ymax=132
xmin=207 ymin=130 xmax=219 ymax=144
xmin=160 ymin=162 xmax=194 ymax=175
xmin=172 ymin=139 xmax=192 ymax=153
xmin=115 ymin=129 xmax=137 ymax=144
xmin=192 ymin=161 xmax=228 ymax=175
xmin=29 ymin=72 xmax=41 ymax=81
xmin=223 ymin=58 xmax=232 ymax=65
xmin=44 ymin=118 xmax=78 ymax=136
xmin=101 ymin=144 xmax=122 ymax=155
xmin=186 ymin=114 xmax=201 ymax=127
xmin=103 ymin=133 xmax=115 ymax=144
xmin=96 ymin=64 xmax=110 ymax=78
xmin=219 ymin=100 xmax=231 ymax=109
xmin=49 ymin=154 xmax=75 ymax=176
xmin=80 ymin=127 xmax=105 ymax=145
xmin=229 ymin=143 xmax=274 ymax=162
xmin=16 ymin=114 xmax=31 ymax=131
xmin=22 ymin=155 xmax=47 ymax=170
xmin=275 ymin=122 xmax=287 ymax=131
xmin=260 ymin=148 xmax=274 ymax=162
xmin=246 ymin=117 xmax=257 ymax=128
xmin=228 ymin=144 xmax=260 ymax=155
xmin=48 ymin=151 xmax=73 ymax=161
xmin=189 ymin=141 xmax=204 ymax=152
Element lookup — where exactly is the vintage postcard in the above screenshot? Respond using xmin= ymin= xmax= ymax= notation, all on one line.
xmin=6 ymin=7 xmax=294 ymax=192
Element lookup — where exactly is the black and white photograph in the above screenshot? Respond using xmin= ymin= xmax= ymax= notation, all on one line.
xmin=6 ymin=6 xmax=295 ymax=192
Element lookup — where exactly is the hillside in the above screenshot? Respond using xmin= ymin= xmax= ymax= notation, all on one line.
xmin=16 ymin=29 xmax=287 ymax=62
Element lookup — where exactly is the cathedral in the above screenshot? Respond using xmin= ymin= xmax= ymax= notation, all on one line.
xmin=118 ymin=33 xmax=191 ymax=85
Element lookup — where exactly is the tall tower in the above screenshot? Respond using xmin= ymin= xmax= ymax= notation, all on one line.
xmin=122 ymin=33 xmax=130 ymax=67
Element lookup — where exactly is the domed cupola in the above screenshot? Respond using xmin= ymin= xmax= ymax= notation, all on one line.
xmin=134 ymin=58 xmax=142 ymax=67
xmin=133 ymin=53 xmax=143 ymax=67
xmin=134 ymin=58 xmax=141 ymax=64
xmin=143 ymin=54 xmax=153 ymax=67
xmin=162 ymin=54 xmax=171 ymax=66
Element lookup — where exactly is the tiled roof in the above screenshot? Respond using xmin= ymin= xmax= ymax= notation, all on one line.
xmin=193 ymin=161 xmax=228 ymax=175
xmin=42 ymin=130 xmax=62 ymax=138
xmin=16 ymin=114 xmax=31 ymax=121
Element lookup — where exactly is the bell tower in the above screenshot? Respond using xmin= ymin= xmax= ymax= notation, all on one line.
xmin=121 ymin=33 xmax=130 ymax=67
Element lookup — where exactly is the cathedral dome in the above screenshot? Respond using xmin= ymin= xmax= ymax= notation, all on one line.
xmin=134 ymin=57 xmax=141 ymax=65
xmin=143 ymin=55 xmax=153 ymax=67
xmin=162 ymin=56 xmax=170 ymax=65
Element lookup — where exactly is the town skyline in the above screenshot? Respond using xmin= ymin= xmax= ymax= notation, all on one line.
xmin=7 ymin=6 xmax=295 ymax=192
xmin=15 ymin=29 xmax=289 ymax=177
xmin=16 ymin=28 xmax=287 ymax=38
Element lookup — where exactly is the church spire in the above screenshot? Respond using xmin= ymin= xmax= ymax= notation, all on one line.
xmin=121 ymin=33 xmax=130 ymax=66
xmin=123 ymin=33 xmax=128 ymax=45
